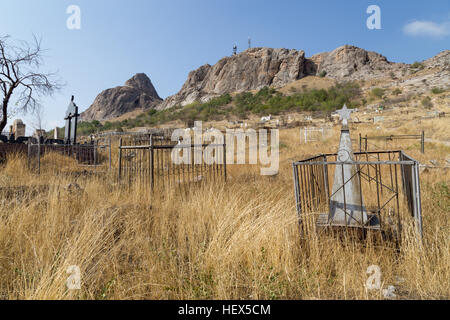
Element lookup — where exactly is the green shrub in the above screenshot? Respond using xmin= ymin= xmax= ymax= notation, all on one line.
xmin=319 ymin=71 xmax=327 ymax=78
xmin=392 ymin=88 xmax=402 ymax=96
xmin=411 ymin=61 xmax=424 ymax=70
xmin=421 ymin=96 xmax=433 ymax=109
xmin=370 ymin=88 xmax=385 ymax=99
xmin=75 ymin=82 xmax=362 ymax=135
xmin=431 ymin=87 xmax=445 ymax=94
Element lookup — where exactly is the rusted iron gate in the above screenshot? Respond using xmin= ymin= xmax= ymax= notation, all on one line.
xmin=118 ymin=135 xmax=226 ymax=191
xmin=292 ymin=150 xmax=422 ymax=243
xmin=359 ymin=132 xmax=425 ymax=154
xmin=27 ymin=141 xmax=111 ymax=174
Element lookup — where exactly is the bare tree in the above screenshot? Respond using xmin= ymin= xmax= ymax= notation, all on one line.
xmin=0 ymin=35 xmax=62 ymax=134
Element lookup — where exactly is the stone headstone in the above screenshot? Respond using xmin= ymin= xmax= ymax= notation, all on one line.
xmin=12 ymin=119 xmax=26 ymax=138
xmin=328 ymin=104 xmax=374 ymax=227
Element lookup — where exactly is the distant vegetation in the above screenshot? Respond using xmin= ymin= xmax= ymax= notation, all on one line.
xmin=370 ymin=87 xmax=385 ymax=99
xmin=77 ymin=82 xmax=362 ymax=135
xmin=411 ymin=61 xmax=425 ymax=70
xmin=392 ymin=88 xmax=402 ymax=96
xmin=421 ymin=96 xmax=433 ymax=109
xmin=431 ymin=87 xmax=445 ymax=95
xmin=410 ymin=62 xmax=425 ymax=74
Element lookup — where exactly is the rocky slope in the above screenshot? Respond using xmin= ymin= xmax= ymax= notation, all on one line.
xmin=159 ymin=45 xmax=418 ymax=109
xmin=160 ymin=48 xmax=308 ymax=109
xmin=81 ymin=73 xmax=162 ymax=121
xmin=82 ymin=46 xmax=449 ymax=121
xmin=309 ymin=45 xmax=408 ymax=81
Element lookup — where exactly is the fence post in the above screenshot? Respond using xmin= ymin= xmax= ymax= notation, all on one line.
xmin=359 ymin=133 xmax=362 ymax=152
xmin=27 ymin=140 xmax=31 ymax=170
xmin=365 ymin=134 xmax=368 ymax=151
xmin=421 ymin=131 xmax=425 ymax=154
xmin=118 ymin=138 xmax=122 ymax=181
xmin=109 ymin=136 xmax=112 ymax=170
xmin=414 ymin=161 xmax=423 ymax=239
xmin=37 ymin=138 xmax=41 ymax=175
xmin=149 ymin=134 xmax=154 ymax=192
xmin=93 ymin=140 xmax=97 ymax=166
xmin=223 ymin=142 xmax=227 ymax=182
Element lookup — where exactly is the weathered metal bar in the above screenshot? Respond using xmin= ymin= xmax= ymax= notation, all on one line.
xmin=293 ymin=164 xmax=301 ymax=222
xmin=223 ymin=143 xmax=227 ymax=182
xmin=38 ymin=137 xmax=41 ymax=175
xmin=150 ymin=135 xmax=154 ymax=192
xmin=421 ymin=131 xmax=425 ymax=154
xmin=413 ymin=161 xmax=423 ymax=239
xmin=109 ymin=137 xmax=112 ymax=170
xmin=118 ymin=138 xmax=122 ymax=181
xmin=294 ymin=160 xmax=416 ymax=166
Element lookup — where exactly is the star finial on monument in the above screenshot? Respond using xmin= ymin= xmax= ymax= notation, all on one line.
xmin=336 ymin=104 xmax=353 ymax=127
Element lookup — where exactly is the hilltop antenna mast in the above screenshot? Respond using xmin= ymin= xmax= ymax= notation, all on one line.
xmin=248 ymin=37 xmax=251 ymax=49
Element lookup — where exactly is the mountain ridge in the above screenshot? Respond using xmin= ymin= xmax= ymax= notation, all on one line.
xmin=81 ymin=45 xmax=449 ymax=122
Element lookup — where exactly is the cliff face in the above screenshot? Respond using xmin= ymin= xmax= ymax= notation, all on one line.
xmin=81 ymin=73 xmax=162 ymax=121
xmin=159 ymin=45 xmax=412 ymax=109
xmin=309 ymin=45 xmax=408 ymax=80
xmin=159 ymin=48 xmax=308 ymax=109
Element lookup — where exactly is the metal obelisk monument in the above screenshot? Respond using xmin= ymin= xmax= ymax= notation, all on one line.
xmin=328 ymin=104 xmax=368 ymax=227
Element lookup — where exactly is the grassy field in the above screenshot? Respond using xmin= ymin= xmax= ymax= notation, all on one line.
xmin=0 ymin=119 xmax=449 ymax=300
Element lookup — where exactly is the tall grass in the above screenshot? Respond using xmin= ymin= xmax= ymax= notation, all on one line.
xmin=0 ymin=127 xmax=448 ymax=300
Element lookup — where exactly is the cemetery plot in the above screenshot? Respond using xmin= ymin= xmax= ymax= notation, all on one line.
xmin=27 ymin=141 xmax=111 ymax=175
xmin=0 ymin=143 xmax=28 ymax=164
xmin=118 ymin=135 xmax=226 ymax=192
xmin=359 ymin=132 xmax=425 ymax=154
xmin=292 ymin=150 xmax=422 ymax=244
xmin=292 ymin=105 xmax=423 ymax=245
xmin=302 ymin=127 xmax=331 ymax=144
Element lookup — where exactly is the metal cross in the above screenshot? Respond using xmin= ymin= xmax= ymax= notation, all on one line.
xmin=336 ymin=104 xmax=353 ymax=126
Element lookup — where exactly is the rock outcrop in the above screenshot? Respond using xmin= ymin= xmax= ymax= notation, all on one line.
xmin=160 ymin=48 xmax=308 ymax=109
xmin=81 ymin=73 xmax=162 ymax=121
xmin=159 ymin=45 xmax=412 ymax=109
xmin=310 ymin=45 xmax=408 ymax=81
xmin=83 ymin=46 xmax=449 ymax=120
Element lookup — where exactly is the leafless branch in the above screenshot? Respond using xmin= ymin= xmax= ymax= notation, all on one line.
xmin=0 ymin=34 xmax=63 ymax=134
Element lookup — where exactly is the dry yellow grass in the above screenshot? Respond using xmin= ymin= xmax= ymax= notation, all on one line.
xmin=0 ymin=123 xmax=448 ymax=300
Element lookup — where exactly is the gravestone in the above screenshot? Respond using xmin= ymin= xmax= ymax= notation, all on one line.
xmin=327 ymin=104 xmax=378 ymax=228
xmin=12 ymin=119 xmax=26 ymax=138
xmin=64 ymin=96 xmax=80 ymax=145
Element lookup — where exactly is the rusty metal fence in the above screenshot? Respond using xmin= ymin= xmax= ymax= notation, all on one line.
xmin=359 ymin=132 xmax=425 ymax=154
xmin=27 ymin=140 xmax=111 ymax=174
xmin=118 ymin=135 xmax=226 ymax=191
xmin=0 ymin=143 xmax=28 ymax=164
xmin=292 ymin=150 xmax=422 ymax=243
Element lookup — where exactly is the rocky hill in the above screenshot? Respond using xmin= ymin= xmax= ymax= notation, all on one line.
xmin=160 ymin=48 xmax=308 ymax=109
xmin=309 ymin=45 xmax=408 ymax=81
xmin=81 ymin=46 xmax=449 ymax=121
xmin=159 ymin=45 xmax=431 ymax=110
xmin=81 ymin=73 xmax=162 ymax=121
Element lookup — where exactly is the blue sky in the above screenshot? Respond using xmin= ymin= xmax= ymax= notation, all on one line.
xmin=0 ymin=0 xmax=449 ymax=132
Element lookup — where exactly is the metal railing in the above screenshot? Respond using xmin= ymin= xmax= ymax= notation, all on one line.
xmin=118 ymin=135 xmax=227 ymax=191
xmin=359 ymin=132 xmax=425 ymax=154
xmin=292 ymin=150 xmax=422 ymax=242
